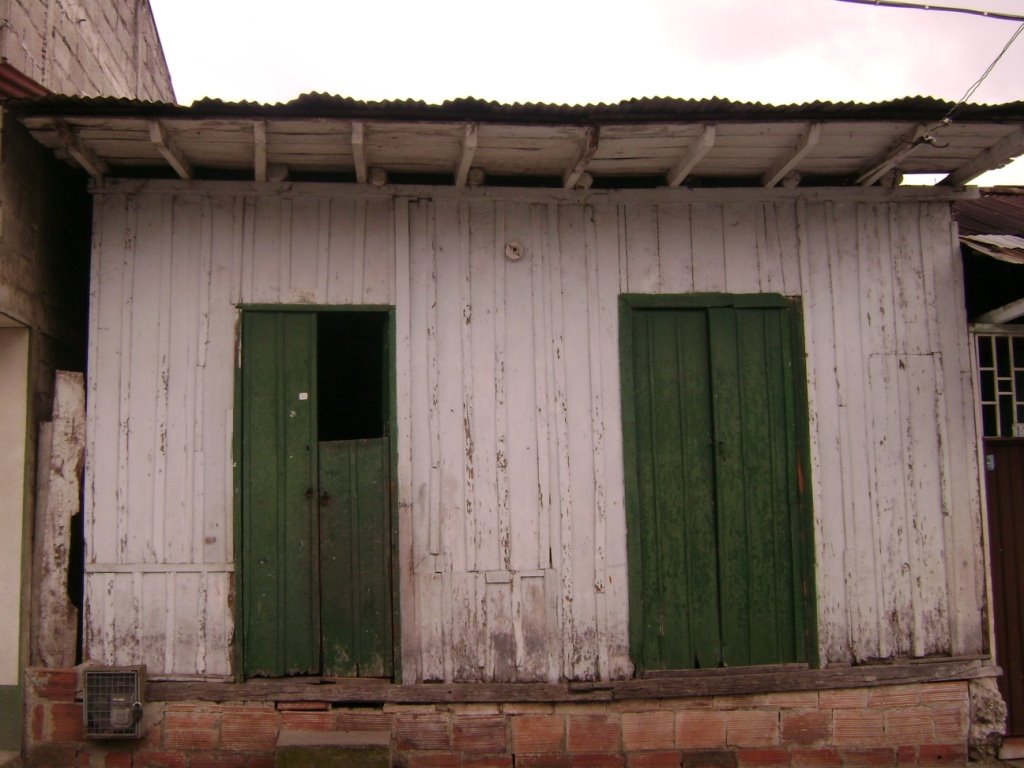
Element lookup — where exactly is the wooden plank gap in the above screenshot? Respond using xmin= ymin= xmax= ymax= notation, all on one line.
xmin=351 ymin=121 xmax=368 ymax=183
xmin=148 ymin=120 xmax=193 ymax=180
xmin=454 ymin=123 xmax=478 ymax=187
xmin=665 ymin=124 xmax=716 ymax=187
xmin=975 ymin=295 xmax=1024 ymax=324
xmin=55 ymin=121 xmax=107 ymax=180
xmin=941 ymin=125 xmax=1024 ymax=187
xmin=762 ymin=122 xmax=821 ymax=188
xmin=253 ymin=121 xmax=268 ymax=182
xmin=855 ymin=123 xmax=931 ymax=186
xmin=562 ymin=126 xmax=600 ymax=189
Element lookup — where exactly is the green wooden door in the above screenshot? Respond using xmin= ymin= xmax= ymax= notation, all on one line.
xmin=622 ymin=296 xmax=812 ymax=672
xmin=240 ymin=310 xmax=394 ymax=678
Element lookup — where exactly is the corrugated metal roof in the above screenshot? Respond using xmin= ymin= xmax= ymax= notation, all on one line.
xmin=960 ymin=233 xmax=1024 ymax=264
xmin=10 ymin=92 xmax=1024 ymax=124
xmin=954 ymin=190 xmax=1024 ymax=236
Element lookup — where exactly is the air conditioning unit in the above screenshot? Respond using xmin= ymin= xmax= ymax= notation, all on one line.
xmin=83 ymin=666 xmax=146 ymax=739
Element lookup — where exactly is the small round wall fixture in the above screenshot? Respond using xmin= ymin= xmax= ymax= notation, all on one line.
xmin=505 ymin=241 xmax=524 ymax=261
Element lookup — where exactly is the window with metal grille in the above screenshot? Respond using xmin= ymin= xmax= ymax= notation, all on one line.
xmin=83 ymin=667 xmax=144 ymax=738
xmin=977 ymin=333 xmax=1024 ymax=438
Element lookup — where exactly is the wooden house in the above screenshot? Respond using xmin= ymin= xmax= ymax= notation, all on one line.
xmin=11 ymin=94 xmax=1024 ymax=766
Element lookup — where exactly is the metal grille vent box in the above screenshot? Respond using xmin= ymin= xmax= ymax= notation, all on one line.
xmin=83 ymin=666 xmax=146 ymax=739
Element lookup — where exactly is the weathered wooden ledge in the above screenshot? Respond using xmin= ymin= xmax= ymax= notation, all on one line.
xmin=147 ymin=657 xmax=998 ymax=704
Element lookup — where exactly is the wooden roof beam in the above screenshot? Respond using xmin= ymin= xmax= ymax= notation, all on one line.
xmin=976 ymin=296 xmax=1024 ymax=325
xmin=55 ymin=121 xmax=107 ymax=181
xmin=253 ymin=121 xmax=267 ymax=182
xmin=352 ymin=121 xmax=368 ymax=183
xmin=666 ymin=125 xmax=716 ymax=187
xmin=562 ymin=127 xmax=600 ymax=189
xmin=940 ymin=125 xmax=1024 ymax=187
xmin=149 ymin=120 xmax=193 ymax=180
xmin=856 ymin=123 xmax=931 ymax=186
xmin=454 ymin=123 xmax=479 ymax=187
xmin=762 ymin=123 xmax=821 ymax=188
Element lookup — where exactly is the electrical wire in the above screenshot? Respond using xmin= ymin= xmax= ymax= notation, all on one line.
xmin=946 ymin=20 xmax=1024 ymax=120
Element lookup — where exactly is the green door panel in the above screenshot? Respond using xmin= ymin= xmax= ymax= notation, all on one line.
xmin=622 ymin=297 xmax=812 ymax=673
xmin=242 ymin=311 xmax=319 ymax=677
xmin=319 ymin=438 xmax=393 ymax=677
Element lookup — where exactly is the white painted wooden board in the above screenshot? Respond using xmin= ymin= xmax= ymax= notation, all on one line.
xmin=84 ymin=184 xmax=986 ymax=679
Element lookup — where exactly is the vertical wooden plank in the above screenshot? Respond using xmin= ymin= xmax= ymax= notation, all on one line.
xmin=486 ymin=581 xmax=515 ymax=681
xmin=492 ymin=201 xmax=511 ymax=574
xmin=514 ymin=573 xmax=548 ymax=681
xmin=797 ymin=201 xmax=848 ymax=664
xmin=352 ymin=199 xmax=367 ymax=303
xmin=140 ymin=572 xmax=167 ymax=675
xmin=111 ymin=573 xmax=140 ymax=665
xmin=326 ymin=198 xmax=357 ymax=305
xmin=203 ymin=571 xmax=231 ymax=676
xmin=249 ymin=197 xmax=283 ymax=303
xmin=363 ymin=198 xmax=394 ymax=304
xmin=773 ymin=202 xmax=803 ymax=297
xmin=624 ymin=205 xmax=660 ymax=293
xmin=286 ymin=197 xmax=320 ymax=303
xmin=172 ymin=572 xmax=200 ymax=673
xmin=192 ymin=197 xmax=213 ymax=565
xmin=530 ymin=203 xmax=552 ymax=579
xmin=690 ymin=203 xmax=726 ymax=293
xmin=656 ymin=204 xmax=693 ymax=294
xmin=722 ymin=202 xmax=762 ymax=294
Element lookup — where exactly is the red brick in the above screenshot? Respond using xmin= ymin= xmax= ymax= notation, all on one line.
xmin=895 ymin=745 xmax=916 ymax=764
xmin=884 ymin=707 xmax=934 ymax=745
xmin=77 ymin=751 xmax=91 ymax=767
xmin=918 ymin=743 xmax=966 ymax=765
xmin=221 ymin=706 xmax=278 ymax=752
xmin=278 ymin=711 xmax=334 ymax=731
xmin=572 ymin=754 xmax=627 ymax=768
xmin=820 ymin=690 xmax=869 ymax=710
xmin=725 ymin=711 xmax=779 ymax=747
xmin=516 ymin=756 xmax=572 ymax=768
xmin=395 ymin=714 xmax=451 ymax=751
xmin=676 ymin=711 xmax=727 ymax=749
xmin=931 ymin=704 xmax=966 ymax=742
xmin=190 ymin=757 xmax=248 ymax=768
xmin=103 ymin=752 xmax=134 ymax=768
xmin=791 ymin=748 xmax=840 ymax=767
xmin=781 ymin=710 xmax=830 ymax=746
xmin=679 ymin=750 xmax=737 ymax=768
xmin=569 ymin=715 xmax=621 ymax=753
xmin=623 ymin=711 xmax=674 ymax=750
xmin=25 ymin=744 xmax=77 ymax=767
xmin=400 ymin=753 xmax=460 ymax=768
xmin=454 ymin=716 xmax=507 ymax=754
xmin=869 ymin=686 xmax=920 ymax=708
xmin=735 ymin=748 xmax=788 ymax=767
xmin=463 ymin=757 xmax=514 ymax=768
xmin=275 ymin=701 xmax=330 ymax=711
xmin=918 ymin=683 xmax=965 ymax=705
xmin=626 ymin=751 xmax=682 ymax=767
xmin=31 ymin=669 xmax=78 ymax=702
xmin=833 ymin=710 xmax=884 ymax=747
xmin=52 ymin=702 xmax=84 ymax=741
xmin=245 ymin=757 xmax=276 ymax=768
xmin=838 ymin=748 xmax=896 ymax=766
xmin=335 ymin=710 xmax=393 ymax=732
xmin=512 ymin=715 xmax=565 ymax=753
xmin=764 ymin=692 xmax=818 ymax=709
xmin=31 ymin=704 xmax=45 ymax=742
xmin=133 ymin=751 xmax=188 ymax=768
xmin=164 ymin=708 xmax=221 ymax=751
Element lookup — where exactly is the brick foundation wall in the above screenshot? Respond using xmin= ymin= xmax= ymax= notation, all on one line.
xmin=24 ymin=669 xmax=971 ymax=767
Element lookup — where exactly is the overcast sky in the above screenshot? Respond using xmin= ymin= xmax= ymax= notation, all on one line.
xmin=148 ymin=0 xmax=1024 ymax=184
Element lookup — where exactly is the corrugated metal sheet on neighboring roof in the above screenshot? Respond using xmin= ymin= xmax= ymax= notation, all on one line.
xmin=955 ymin=190 xmax=1024 ymax=236
xmin=9 ymin=92 xmax=1024 ymax=124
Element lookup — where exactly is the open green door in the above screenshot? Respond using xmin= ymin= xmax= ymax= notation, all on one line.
xmin=621 ymin=295 xmax=814 ymax=673
xmin=240 ymin=310 xmax=394 ymax=678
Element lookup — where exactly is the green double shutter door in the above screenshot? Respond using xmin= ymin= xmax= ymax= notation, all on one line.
xmin=240 ymin=311 xmax=393 ymax=678
xmin=623 ymin=299 xmax=811 ymax=672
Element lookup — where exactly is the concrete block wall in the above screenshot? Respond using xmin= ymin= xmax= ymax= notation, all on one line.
xmin=24 ymin=669 xmax=974 ymax=767
xmin=0 ymin=0 xmax=173 ymax=101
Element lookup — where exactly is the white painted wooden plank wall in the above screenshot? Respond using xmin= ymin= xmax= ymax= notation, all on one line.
xmin=84 ymin=184 xmax=985 ymax=680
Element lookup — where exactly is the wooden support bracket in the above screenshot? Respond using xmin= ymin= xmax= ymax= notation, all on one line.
xmin=976 ymin=296 xmax=1024 ymax=325
xmin=253 ymin=121 xmax=268 ymax=182
xmin=563 ymin=127 xmax=600 ymax=189
xmin=55 ymin=121 xmax=107 ymax=181
xmin=455 ymin=123 xmax=479 ymax=187
xmin=762 ymin=123 xmax=821 ymax=188
xmin=352 ymin=122 xmax=368 ymax=183
xmin=941 ymin=125 xmax=1024 ymax=187
xmin=856 ymin=123 xmax=931 ymax=186
xmin=666 ymin=125 xmax=716 ymax=187
xmin=149 ymin=120 xmax=193 ymax=180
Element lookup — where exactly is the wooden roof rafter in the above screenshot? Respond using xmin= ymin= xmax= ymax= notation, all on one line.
xmin=562 ymin=127 xmax=600 ymax=189
xmin=55 ymin=120 xmax=107 ymax=181
xmin=665 ymin=125 xmax=716 ymax=187
xmin=454 ymin=123 xmax=478 ymax=187
xmin=856 ymin=122 xmax=933 ymax=186
xmin=149 ymin=120 xmax=193 ymax=180
xmin=762 ymin=122 xmax=821 ymax=188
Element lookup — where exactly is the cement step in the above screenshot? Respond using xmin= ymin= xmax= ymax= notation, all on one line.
xmin=0 ymin=750 xmax=20 ymax=768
